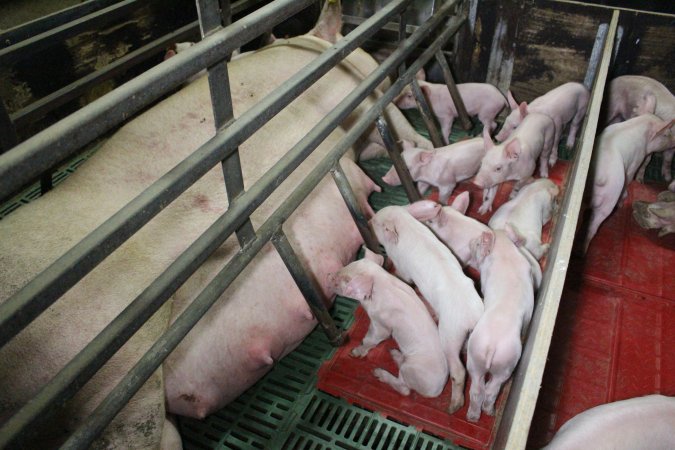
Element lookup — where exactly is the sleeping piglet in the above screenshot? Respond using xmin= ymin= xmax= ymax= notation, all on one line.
xmin=582 ymin=114 xmax=675 ymax=253
xmin=488 ymin=178 xmax=559 ymax=260
xmin=381 ymin=138 xmax=487 ymax=204
xmin=395 ymin=81 xmax=507 ymax=144
xmin=329 ymin=247 xmax=448 ymax=398
xmin=474 ymin=117 xmax=555 ymax=214
xmin=632 ymin=189 xmax=675 ymax=237
xmin=370 ymin=206 xmax=483 ymax=413
xmin=465 ymin=228 xmax=542 ymax=422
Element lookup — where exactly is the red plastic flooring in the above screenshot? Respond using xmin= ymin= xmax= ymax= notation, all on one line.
xmin=317 ymin=162 xmax=571 ymax=449
xmin=527 ymin=181 xmax=675 ymax=448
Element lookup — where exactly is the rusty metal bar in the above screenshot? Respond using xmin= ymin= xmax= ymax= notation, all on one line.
xmin=435 ymin=49 xmax=473 ymax=130
xmin=330 ymin=161 xmax=380 ymax=252
xmin=272 ymin=229 xmax=347 ymax=345
xmin=410 ymin=78 xmax=445 ymax=146
xmin=374 ymin=116 xmax=421 ymax=202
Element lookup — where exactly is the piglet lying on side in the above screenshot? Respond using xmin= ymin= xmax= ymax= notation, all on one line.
xmin=582 ymin=114 xmax=675 ymax=253
xmin=496 ymin=82 xmax=589 ymax=163
xmin=632 ymin=189 xmax=675 ymax=237
xmin=406 ymin=193 xmax=489 ymax=268
xmin=543 ymin=395 xmax=675 ymax=450
xmin=371 ymin=206 xmax=484 ymax=413
xmin=465 ymin=228 xmax=542 ymax=422
xmin=488 ymin=178 xmax=559 ymax=260
xmin=381 ymin=138 xmax=487 ymax=204
xmin=329 ymin=248 xmax=448 ymax=397
xmin=395 ymin=81 xmax=507 ymax=144
xmin=474 ymin=117 xmax=555 ymax=214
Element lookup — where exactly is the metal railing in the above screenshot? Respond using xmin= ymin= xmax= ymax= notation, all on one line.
xmin=0 ymin=0 xmax=466 ymax=448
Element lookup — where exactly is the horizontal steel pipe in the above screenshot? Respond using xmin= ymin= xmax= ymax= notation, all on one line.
xmin=59 ymin=13 xmax=465 ymax=449
xmin=10 ymin=22 xmax=200 ymax=129
xmin=0 ymin=0 xmax=316 ymax=202
xmin=0 ymin=0 xmax=410 ymax=351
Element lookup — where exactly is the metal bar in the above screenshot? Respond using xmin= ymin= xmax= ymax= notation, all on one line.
xmin=10 ymin=22 xmax=200 ymax=129
xmin=0 ymin=0 xmax=409 ymax=356
xmin=330 ymin=161 xmax=380 ymax=252
xmin=397 ymin=10 xmax=407 ymax=78
xmin=0 ymin=0 xmax=144 ymax=66
xmin=375 ymin=116 xmax=421 ymax=202
xmin=493 ymin=9 xmax=619 ymax=450
xmin=0 ymin=0 xmax=122 ymax=49
xmin=39 ymin=173 xmax=53 ymax=194
xmin=410 ymin=78 xmax=445 ymax=147
xmin=342 ymin=14 xmax=418 ymax=34
xmin=8 ymin=0 xmax=266 ymax=130
xmin=0 ymin=0 xmax=317 ymax=203
xmin=197 ymin=0 xmax=257 ymax=246
xmin=435 ymin=49 xmax=473 ymax=130
xmin=272 ymin=230 xmax=346 ymax=345
xmin=56 ymin=13 xmax=466 ymax=450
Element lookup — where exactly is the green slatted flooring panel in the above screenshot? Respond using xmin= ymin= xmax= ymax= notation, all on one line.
xmin=178 ymin=295 xmax=458 ymax=450
xmin=0 ymin=140 xmax=104 ymax=219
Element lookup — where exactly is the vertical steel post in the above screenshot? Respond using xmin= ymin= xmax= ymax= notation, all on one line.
xmin=374 ymin=116 xmax=421 ymax=202
xmin=330 ymin=161 xmax=380 ymax=252
xmin=271 ymin=229 xmax=346 ymax=346
xmin=397 ymin=9 xmax=407 ymax=78
xmin=410 ymin=79 xmax=445 ymax=147
xmin=197 ymin=0 xmax=256 ymax=246
xmin=435 ymin=49 xmax=473 ymax=130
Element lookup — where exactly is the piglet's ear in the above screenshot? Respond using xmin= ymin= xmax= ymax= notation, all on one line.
xmin=363 ymin=246 xmax=385 ymax=267
xmin=505 ymin=139 xmax=521 ymax=160
xmin=518 ymin=101 xmax=528 ymax=118
xmin=471 ymin=231 xmax=494 ymax=265
xmin=450 ymin=191 xmax=470 ymax=215
xmin=482 ymin=126 xmax=494 ymax=150
xmin=651 ymin=119 xmax=675 ymax=141
xmin=420 ymin=83 xmax=431 ymax=99
xmin=406 ymin=200 xmax=440 ymax=221
xmin=345 ymin=274 xmax=374 ymax=301
xmin=507 ymin=90 xmax=519 ymax=110
xmin=417 ymin=151 xmax=434 ymax=165
xmin=399 ymin=139 xmax=415 ymax=150
xmin=384 ymin=223 xmax=399 ymax=244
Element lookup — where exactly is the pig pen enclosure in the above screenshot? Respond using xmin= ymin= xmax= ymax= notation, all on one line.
xmin=0 ymin=0 xmax=673 ymax=449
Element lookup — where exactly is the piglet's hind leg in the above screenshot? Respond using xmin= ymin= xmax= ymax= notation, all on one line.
xmin=373 ymin=368 xmax=411 ymax=396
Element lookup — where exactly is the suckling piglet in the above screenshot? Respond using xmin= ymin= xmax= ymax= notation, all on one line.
xmin=496 ymin=82 xmax=589 ymax=164
xmin=465 ymin=228 xmax=542 ymax=422
xmin=543 ymin=395 xmax=675 ymax=450
xmin=381 ymin=138 xmax=487 ymax=204
xmin=582 ymin=114 xmax=675 ymax=253
xmin=395 ymin=81 xmax=507 ymax=144
xmin=370 ymin=206 xmax=484 ymax=413
xmin=488 ymin=178 xmax=559 ymax=260
xmin=474 ymin=117 xmax=555 ymax=214
xmin=405 ymin=193 xmax=490 ymax=268
xmin=329 ymin=247 xmax=448 ymax=397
